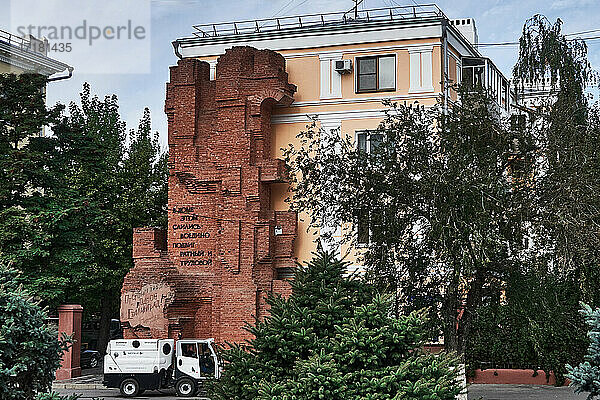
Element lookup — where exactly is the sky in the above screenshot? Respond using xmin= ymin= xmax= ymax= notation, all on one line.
xmin=2 ymin=0 xmax=600 ymax=149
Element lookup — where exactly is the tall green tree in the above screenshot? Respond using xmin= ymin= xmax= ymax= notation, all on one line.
xmin=514 ymin=15 xmax=600 ymax=297
xmin=36 ymin=84 xmax=168 ymax=351
xmin=0 ymin=74 xmax=62 ymax=271
xmin=283 ymin=87 xmax=530 ymax=354
xmin=463 ymin=14 xmax=600 ymax=382
xmin=0 ymin=78 xmax=167 ymax=352
xmin=213 ymin=251 xmax=461 ymax=400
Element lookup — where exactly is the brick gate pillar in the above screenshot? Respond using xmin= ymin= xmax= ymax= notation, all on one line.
xmin=55 ymin=304 xmax=83 ymax=380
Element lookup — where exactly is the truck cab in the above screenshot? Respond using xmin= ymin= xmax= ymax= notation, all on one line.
xmin=173 ymin=339 xmax=221 ymax=396
xmin=103 ymin=338 xmax=220 ymax=397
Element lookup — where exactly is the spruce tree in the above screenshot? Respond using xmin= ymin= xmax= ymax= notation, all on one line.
xmin=0 ymin=264 xmax=69 ymax=400
xmin=212 ymin=251 xmax=460 ymax=400
xmin=568 ymin=304 xmax=600 ymax=398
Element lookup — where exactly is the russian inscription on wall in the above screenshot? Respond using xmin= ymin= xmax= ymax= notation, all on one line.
xmin=171 ymin=206 xmax=214 ymax=267
xmin=122 ymin=283 xmax=174 ymax=327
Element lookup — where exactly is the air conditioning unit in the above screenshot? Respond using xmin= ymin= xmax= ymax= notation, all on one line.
xmin=334 ymin=59 xmax=352 ymax=74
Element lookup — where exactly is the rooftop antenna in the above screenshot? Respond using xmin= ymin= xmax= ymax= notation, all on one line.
xmin=349 ymin=0 xmax=364 ymax=19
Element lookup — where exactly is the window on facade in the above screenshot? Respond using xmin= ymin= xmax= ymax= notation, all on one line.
xmin=355 ymin=130 xmax=384 ymax=245
xmin=356 ymin=208 xmax=370 ymax=245
xmin=501 ymin=80 xmax=509 ymax=110
xmin=462 ymin=58 xmax=485 ymax=88
xmin=356 ymin=55 xmax=396 ymax=93
xmin=357 ymin=131 xmax=383 ymax=153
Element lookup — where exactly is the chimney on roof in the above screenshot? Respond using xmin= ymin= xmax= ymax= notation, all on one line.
xmin=450 ymin=18 xmax=478 ymax=46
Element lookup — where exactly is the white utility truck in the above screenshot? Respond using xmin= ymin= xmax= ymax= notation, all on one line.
xmin=103 ymin=338 xmax=221 ymax=397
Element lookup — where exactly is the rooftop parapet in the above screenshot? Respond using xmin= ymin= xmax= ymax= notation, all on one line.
xmin=188 ymin=4 xmax=446 ymax=40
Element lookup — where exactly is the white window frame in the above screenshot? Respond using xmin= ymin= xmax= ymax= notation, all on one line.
xmin=408 ymin=45 xmax=434 ymax=93
xmin=353 ymin=53 xmax=397 ymax=94
xmin=208 ymin=60 xmax=217 ymax=80
xmin=319 ymin=53 xmax=343 ymax=99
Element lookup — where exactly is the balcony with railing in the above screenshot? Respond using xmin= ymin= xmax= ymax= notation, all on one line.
xmin=462 ymin=57 xmax=511 ymax=112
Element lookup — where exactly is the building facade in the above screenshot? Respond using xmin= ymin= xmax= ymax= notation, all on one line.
xmin=1 ymin=28 xmax=73 ymax=139
xmin=0 ymin=28 xmax=71 ymax=77
xmin=121 ymin=4 xmax=511 ymax=343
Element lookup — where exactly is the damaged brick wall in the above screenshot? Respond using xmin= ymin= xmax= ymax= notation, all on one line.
xmin=120 ymin=46 xmax=297 ymax=344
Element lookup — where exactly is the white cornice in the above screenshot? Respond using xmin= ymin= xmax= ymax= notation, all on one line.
xmin=407 ymin=45 xmax=434 ymax=53
xmin=272 ymin=102 xmax=437 ymax=124
xmin=284 ymin=42 xmax=441 ymax=59
xmin=0 ymin=42 xmax=70 ymax=75
xmin=318 ymin=53 xmax=343 ymax=61
xmin=283 ymin=92 xmax=438 ymax=108
xmin=272 ymin=108 xmax=388 ymax=124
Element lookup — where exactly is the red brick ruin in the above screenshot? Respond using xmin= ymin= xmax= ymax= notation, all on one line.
xmin=120 ymin=47 xmax=298 ymax=344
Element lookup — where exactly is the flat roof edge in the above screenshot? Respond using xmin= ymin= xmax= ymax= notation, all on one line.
xmin=176 ymin=17 xmax=446 ymax=48
xmin=0 ymin=41 xmax=71 ymax=74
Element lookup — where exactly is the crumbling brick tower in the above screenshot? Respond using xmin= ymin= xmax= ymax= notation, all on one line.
xmin=120 ymin=46 xmax=298 ymax=344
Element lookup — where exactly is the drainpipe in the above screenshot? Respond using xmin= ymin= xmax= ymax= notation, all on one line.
xmin=442 ymin=19 xmax=449 ymax=114
xmin=47 ymin=66 xmax=73 ymax=82
xmin=172 ymin=40 xmax=183 ymax=59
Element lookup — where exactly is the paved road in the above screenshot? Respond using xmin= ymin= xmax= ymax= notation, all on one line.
xmin=55 ymin=384 xmax=587 ymax=399
xmin=54 ymin=387 xmax=208 ymax=399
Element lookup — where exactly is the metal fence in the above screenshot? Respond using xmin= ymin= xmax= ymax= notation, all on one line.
xmin=191 ymin=4 xmax=446 ymax=39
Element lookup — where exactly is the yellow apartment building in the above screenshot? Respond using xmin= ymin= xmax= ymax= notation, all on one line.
xmin=171 ymin=4 xmax=511 ymax=269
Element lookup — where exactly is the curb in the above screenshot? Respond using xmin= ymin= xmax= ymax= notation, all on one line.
xmin=52 ymin=383 xmax=105 ymax=390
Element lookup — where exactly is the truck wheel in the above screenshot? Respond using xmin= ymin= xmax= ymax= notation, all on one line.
xmin=89 ymin=356 xmax=99 ymax=368
xmin=120 ymin=378 xmax=140 ymax=397
xmin=176 ymin=377 xmax=196 ymax=397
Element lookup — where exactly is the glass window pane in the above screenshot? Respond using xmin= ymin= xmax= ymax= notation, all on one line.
xmin=182 ymin=343 xmax=198 ymax=358
xmin=474 ymin=67 xmax=484 ymax=87
xmin=357 ymin=208 xmax=369 ymax=244
xmin=359 ymin=74 xmax=376 ymax=91
xmin=378 ymin=56 xmax=396 ymax=89
xmin=462 ymin=67 xmax=473 ymax=86
xmin=370 ymin=133 xmax=383 ymax=151
xmin=359 ymin=58 xmax=376 ymax=74
xmin=358 ymin=132 xmax=367 ymax=152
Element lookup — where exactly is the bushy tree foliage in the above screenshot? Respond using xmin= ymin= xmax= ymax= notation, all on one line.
xmin=0 ymin=78 xmax=167 ymax=352
xmin=568 ymin=303 xmax=600 ymax=398
xmin=283 ymin=87 xmax=530 ymax=354
xmin=212 ymin=251 xmax=461 ymax=400
xmin=466 ymin=270 xmax=586 ymax=383
xmin=38 ymin=84 xmax=167 ymax=350
xmin=283 ymin=13 xmax=600 ymax=383
xmin=464 ymin=14 xmax=600 ymax=382
xmin=514 ymin=15 xmax=600 ymax=294
xmin=0 ymin=264 xmax=69 ymax=400
xmin=0 ymin=74 xmax=63 ymax=271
